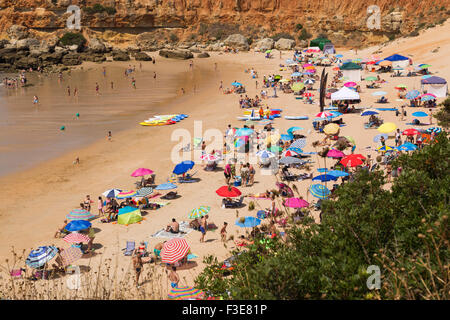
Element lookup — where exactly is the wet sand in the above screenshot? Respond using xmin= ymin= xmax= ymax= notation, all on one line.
xmin=0 ymin=20 xmax=448 ymax=295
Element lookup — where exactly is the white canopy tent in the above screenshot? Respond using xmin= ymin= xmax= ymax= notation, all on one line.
xmin=331 ymin=87 xmax=360 ymax=101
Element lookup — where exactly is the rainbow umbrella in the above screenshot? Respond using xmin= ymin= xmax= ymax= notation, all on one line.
xmin=67 ymin=209 xmax=95 ymax=221
xmin=168 ymin=286 xmax=205 ymax=300
xmin=309 ymin=184 xmax=330 ymax=199
xmin=189 ymin=206 xmax=211 ymax=219
xmin=116 ymin=190 xmax=138 ymax=199
xmin=161 ymin=238 xmax=190 ymax=264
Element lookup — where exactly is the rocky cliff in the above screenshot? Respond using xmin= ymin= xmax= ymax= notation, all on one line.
xmin=0 ymin=0 xmax=449 ymax=48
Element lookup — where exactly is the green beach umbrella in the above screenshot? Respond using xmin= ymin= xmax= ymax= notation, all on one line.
xmin=265 ymin=50 xmax=272 ymax=54
xmin=291 ymin=83 xmax=305 ymax=92
xmin=419 ymin=64 xmax=431 ymax=69
xmin=117 ymin=206 xmax=143 ymax=225
xmin=188 ymin=206 xmax=211 ymax=219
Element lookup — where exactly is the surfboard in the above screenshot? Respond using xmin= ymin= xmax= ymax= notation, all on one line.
xmin=284 ymin=116 xmax=309 ymax=120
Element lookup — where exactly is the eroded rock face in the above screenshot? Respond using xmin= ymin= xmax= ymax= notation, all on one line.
xmin=275 ymin=38 xmax=295 ymax=50
xmin=88 ymin=38 xmax=107 ymax=53
xmin=254 ymin=38 xmax=274 ymax=51
xmin=134 ymin=52 xmax=152 ymax=61
xmin=112 ymin=50 xmax=130 ymax=61
xmin=223 ymin=34 xmax=249 ymax=51
xmin=197 ymin=52 xmax=210 ymax=58
xmin=159 ymin=49 xmax=193 ymax=59
xmin=7 ymin=25 xmax=29 ymax=40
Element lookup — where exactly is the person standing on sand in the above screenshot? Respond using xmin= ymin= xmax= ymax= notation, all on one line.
xmin=67 ymin=86 xmax=70 ymax=96
xmin=153 ymin=57 xmax=156 ymax=64
xmin=98 ymin=196 xmax=104 ymax=216
xmin=74 ymin=87 xmax=78 ymax=97
xmin=199 ymin=215 xmax=208 ymax=243
xmin=111 ymin=81 xmax=114 ymax=90
xmin=169 ymin=266 xmax=179 ymax=288
xmin=131 ymin=77 xmax=136 ymax=89
xmin=153 ymin=72 xmax=156 ymax=79
xmin=219 ymin=80 xmax=223 ymax=91
xmin=139 ymin=62 xmax=142 ymax=71
xmin=181 ymin=88 xmax=185 ymax=94
xmin=220 ymin=222 xmax=228 ymax=242
xmin=133 ymin=252 xmax=143 ymax=288
xmin=429 ymin=109 xmax=433 ymax=125
xmin=107 ymin=131 xmax=112 ymax=142
xmin=95 ymin=82 xmax=100 ymax=95
xmin=102 ymin=66 xmax=106 ymax=77
xmin=214 ymin=62 xmax=217 ymax=71
xmin=84 ymin=195 xmax=92 ymax=212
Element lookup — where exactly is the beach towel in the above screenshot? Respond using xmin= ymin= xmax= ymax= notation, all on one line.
xmin=248 ymin=196 xmax=271 ymax=200
xmin=149 ymin=201 xmax=170 ymax=206
xmin=150 ymin=221 xmax=193 ymax=239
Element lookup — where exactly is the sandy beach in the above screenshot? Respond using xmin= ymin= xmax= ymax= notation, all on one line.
xmin=0 ymin=20 xmax=449 ymax=297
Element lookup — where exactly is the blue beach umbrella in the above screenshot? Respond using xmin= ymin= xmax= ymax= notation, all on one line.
xmin=65 ymin=220 xmax=91 ymax=232
xmin=235 ymin=216 xmax=261 ymax=228
xmin=312 ymin=174 xmax=338 ymax=182
xmin=361 ymin=110 xmax=379 ymax=116
xmin=421 ymin=95 xmax=435 ymax=102
xmin=377 ymin=145 xmax=395 ymax=152
xmin=405 ymin=90 xmax=420 ymax=100
xmin=231 ymin=82 xmax=242 ymax=87
xmin=412 ymin=111 xmax=428 ymax=117
xmin=173 ymin=160 xmax=195 ymax=175
xmin=235 ymin=128 xmax=254 ymax=137
xmin=309 ymin=184 xmax=331 ymax=199
xmin=26 ymin=246 xmax=59 ymax=269
xmin=291 ymin=72 xmax=302 ymax=77
xmin=373 ymin=133 xmax=388 ymax=143
xmin=327 ymin=170 xmax=349 ymax=177
xmin=287 ymin=147 xmax=303 ymax=154
xmin=426 ymin=127 xmax=442 ymax=134
xmin=280 ymin=134 xmax=294 ymax=141
xmin=397 ymin=142 xmax=417 ymax=151
xmin=155 ymin=183 xmax=177 ymax=190
xmin=287 ymin=126 xmax=304 ymax=134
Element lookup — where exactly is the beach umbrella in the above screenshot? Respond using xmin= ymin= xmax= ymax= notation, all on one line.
xmin=281 ymin=149 xmax=299 ymax=157
xmin=65 ymin=220 xmax=91 ymax=232
xmin=231 ymin=82 xmax=242 ymax=87
xmin=279 ymin=79 xmax=290 ymax=83
xmin=155 ymin=183 xmax=177 ymax=190
xmin=305 ymin=69 xmax=315 ymax=74
xmin=379 ymin=60 xmax=392 ymax=66
xmin=279 ymin=157 xmax=306 ymax=165
xmin=309 ymin=184 xmax=330 ymax=199
xmin=395 ymin=84 xmax=407 ymax=90
xmin=421 ymin=95 xmax=435 ymax=102
xmin=291 ymin=83 xmax=305 ymax=92
xmin=216 ymin=186 xmax=242 ymax=198
xmin=344 ymin=136 xmax=356 ymax=145
xmin=102 ymin=189 xmax=122 ymax=198
xmin=373 ymin=133 xmax=388 ymax=142
xmin=287 ymin=126 xmax=304 ymax=134
xmin=188 ymin=206 xmax=211 ymax=219
xmin=426 ymin=127 xmax=442 ymax=134
xmin=265 ymin=50 xmax=272 ymax=53
xmin=402 ymin=128 xmax=420 ymax=136
xmin=303 ymin=92 xmax=314 ymax=97
xmin=291 ymin=72 xmax=302 ymax=77
xmin=66 ymin=209 xmax=95 ymax=221
xmin=256 ymin=150 xmax=275 ymax=159
xmin=265 ymin=133 xmax=281 ymax=145
xmin=118 ymin=206 xmax=143 ymax=225
xmin=131 ymin=168 xmax=154 ymax=177
xmin=234 ymin=137 xmax=247 ymax=148
xmin=168 ymin=286 xmax=205 ymax=300
xmin=327 ymin=149 xmax=345 ymax=158
xmin=323 ymin=123 xmax=340 ymax=135
xmin=315 ymin=111 xmax=333 ymax=118
xmin=290 ymin=138 xmax=307 ymax=149
xmin=235 ymin=128 xmax=254 ymax=137
xmin=135 ymin=187 xmax=153 ymax=197
xmin=364 ymin=76 xmax=377 ymax=81
xmin=26 ymin=246 xmax=59 ymax=269
xmin=361 ymin=109 xmax=379 ymax=116
xmin=280 ymin=134 xmax=294 ymax=142
xmin=312 ymin=174 xmax=338 ymax=182
xmin=412 ymin=111 xmax=428 ymax=117
xmin=161 ymin=238 xmax=190 ymax=264
xmin=235 ymin=216 xmax=261 ymax=228
xmin=422 ymin=75 xmax=432 ymax=79
xmin=116 ymin=190 xmax=138 ymax=199
xmin=284 ymin=198 xmax=309 ymax=208
xmin=397 ymin=142 xmax=417 ymax=151
xmin=372 ymin=91 xmax=387 ymax=96
xmin=344 ymin=81 xmax=357 ymax=87
xmin=378 ymin=122 xmax=397 ymax=133
xmin=63 ymin=233 xmax=91 ymax=244
xmin=333 ymin=67 xmax=340 ymax=71
xmin=200 ymin=154 xmax=219 ymax=162
xmin=173 ymin=160 xmax=195 ymax=175
xmin=419 ymin=64 xmax=431 ymax=69
xmin=59 ymin=247 xmax=83 ymax=267
xmin=340 ymin=154 xmax=364 ymax=167
xmin=326 ymin=170 xmax=349 ymax=177
xmin=304 ymin=79 xmax=315 ymax=85
xmin=302 ymin=63 xmax=313 ymax=67
xmin=335 ymin=54 xmax=343 ymax=58
xmin=405 ymin=90 xmax=420 ymax=100
xmin=377 ymin=145 xmax=394 ymax=152
xmin=287 ymin=147 xmax=303 ymax=154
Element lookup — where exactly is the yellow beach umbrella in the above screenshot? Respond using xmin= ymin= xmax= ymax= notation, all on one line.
xmin=323 ymin=123 xmax=340 ymax=135
xmin=265 ymin=133 xmax=281 ymax=145
xmin=291 ymin=83 xmax=305 ymax=92
xmin=378 ymin=122 xmax=397 ymax=133
xmin=280 ymin=78 xmax=290 ymax=83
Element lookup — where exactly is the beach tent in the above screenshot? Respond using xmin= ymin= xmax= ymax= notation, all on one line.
xmin=384 ymin=54 xmax=410 ymax=68
xmin=339 ymin=62 xmax=362 ymax=82
xmin=117 ymin=206 xmax=142 ymax=225
xmin=322 ymin=43 xmax=336 ymax=55
xmin=331 ymin=86 xmax=360 ymax=101
xmin=310 ymin=38 xmax=331 ymax=51
xmin=420 ymin=76 xmax=448 ymax=98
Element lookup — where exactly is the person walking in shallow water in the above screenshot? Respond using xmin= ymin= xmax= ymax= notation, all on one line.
xmin=107 ymin=131 xmax=112 ymax=142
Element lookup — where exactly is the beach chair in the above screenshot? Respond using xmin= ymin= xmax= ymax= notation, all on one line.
xmin=178 ymin=171 xmax=198 ymax=183
xmin=225 ymin=196 xmax=244 ymax=208
xmin=122 ymin=241 xmax=135 ymax=256
xmin=193 ymin=138 xmax=203 ymax=150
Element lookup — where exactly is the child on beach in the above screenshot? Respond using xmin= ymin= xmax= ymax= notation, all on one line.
xmin=33 ymin=95 xmax=39 ymax=104
xmin=107 ymin=131 xmax=112 ymax=141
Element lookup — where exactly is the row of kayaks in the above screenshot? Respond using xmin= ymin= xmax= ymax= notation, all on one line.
xmin=139 ymin=114 xmax=188 ymax=126
xmin=237 ymin=109 xmax=283 ymax=121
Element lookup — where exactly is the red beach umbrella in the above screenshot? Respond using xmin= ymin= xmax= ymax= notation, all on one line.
xmin=215 ymin=186 xmax=242 ymax=198
xmin=161 ymin=238 xmax=190 ymax=264
xmin=340 ymin=154 xmax=365 ymax=167
xmin=63 ymin=233 xmax=91 ymax=243
xmin=402 ymin=129 xmax=420 ymax=136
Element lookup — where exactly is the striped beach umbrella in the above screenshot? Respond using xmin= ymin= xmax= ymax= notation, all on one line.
xmin=189 ymin=206 xmax=211 ymax=219
xmin=309 ymin=184 xmax=331 ymax=199
xmin=200 ymin=154 xmax=219 ymax=162
xmin=135 ymin=187 xmax=153 ymax=197
xmin=63 ymin=233 xmax=91 ymax=244
xmin=282 ymin=149 xmax=299 ymax=157
xmin=377 ymin=145 xmax=394 ymax=152
xmin=102 ymin=189 xmax=122 ymax=198
xmin=67 ymin=209 xmax=95 ymax=221
xmin=290 ymin=138 xmax=307 ymax=149
xmin=168 ymin=286 xmax=205 ymax=300
xmin=161 ymin=238 xmax=190 ymax=264
xmin=59 ymin=247 xmax=83 ymax=267
xmin=287 ymin=147 xmax=303 ymax=154
xmin=315 ymin=111 xmax=333 ymax=118
xmin=26 ymin=246 xmax=59 ymax=269
xmin=116 ymin=190 xmax=138 ymax=199
xmin=405 ymin=90 xmax=420 ymax=100
xmin=420 ymin=95 xmax=435 ymax=102
xmin=426 ymin=127 xmax=442 ymax=134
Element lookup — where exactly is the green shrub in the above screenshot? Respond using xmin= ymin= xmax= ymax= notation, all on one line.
xmin=169 ymin=33 xmax=179 ymax=43
xmin=59 ymin=32 xmax=86 ymax=47
xmin=295 ymin=23 xmax=303 ymax=31
xmin=84 ymin=4 xmax=116 ymax=15
xmin=298 ymin=29 xmax=312 ymax=41
xmin=271 ymin=33 xmax=294 ymax=41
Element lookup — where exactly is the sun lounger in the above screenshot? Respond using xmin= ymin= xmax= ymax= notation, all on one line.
xmin=223 ymin=196 xmax=244 ymax=208
xmin=122 ymin=241 xmax=135 ymax=256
